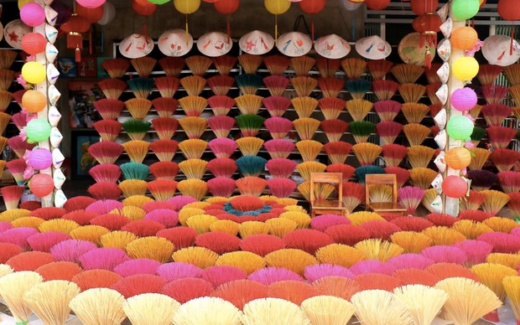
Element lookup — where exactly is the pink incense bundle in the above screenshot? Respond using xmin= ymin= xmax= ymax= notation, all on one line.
xmin=374 ymin=100 xmax=401 ymax=122
xmin=207 ymin=177 xmax=236 ymax=197
xmin=88 ymin=182 xmax=122 ymax=201
xmin=27 ymin=232 xmax=71 ymax=253
xmin=151 ymin=117 xmax=179 ymax=140
xmin=62 ymin=210 xmax=98 ymax=226
xmin=264 ymin=117 xmax=292 ymax=140
xmin=249 ymin=267 xmax=304 ymax=285
xmin=398 ymin=186 xmax=425 ymax=215
xmin=113 ymin=258 xmax=162 ymax=277
xmin=477 ymin=232 xmax=520 ymax=253
xmin=0 ymin=228 xmax=37 ymax=250
xmin=421 ymin=246 xmax=468 ymax=264
xmin=150 ymin=161 xmax=179 ymax=180
xmin=304 ymin=264 xmax=353 ymax=283
xmin=79 ymin=248 xmax=131 ymax=271
xmin=388 ymin=253 xmax=435 ymax=270
xmin=263 ymin=76 xmax=290 ymax=96
xmin=208 ymin=115 xmax=235 ymax=138
xmin=85 ymin=200 xmax=123 ymax=215
xmin=50 ymin=239 xmax=97 ymax=264
xmin=318 ymin=77 xmax=344 ymax=98
xmin=372 ymin=80 xmax=400 ymax=101
xmin=376 ymin=121 xmax=403 ymax=145
xmin=88 ymin=141 xmax=123 ymax=165
xmin=263 ymin=96 xmax=291 ymax=117
xmin=7 ymin=136 xmax=34 ymax=159
xmin=498 ymin=171 xmax=520 ymax=193
xmin=94 ymin=99 xmax=125 ymax=120
xmin=382 ymin=144 xmax=408 ymax=167
xmin=11 ymin=111 xmax=31 ymax=130
xmin=486 ymin=126 xmax=516 ymax=149
xmin=207 ymin=158 xmax=237 ymax=178
xmin=142 ymin=201 xmax=176 ymax=213
xmin=384 ymin=167 xmax=410 ymax=188
xmin=350 ymin=260 xmax=396 ymax=276
xmin=88 ymin=164 xmax=121 ymax=183
xmin=93 ymin=120 xmax=121 ymax=141
xmin=264 ymin=139 xmax=295 ymax=159
xmin=454 ymin=240 xmax=493 ymax=266
xmin=156 ymin=262 xmax=203 ymax=282
xmin=113 ymin=274 xmax=168 ymax=298
xmin=209 ymin=138 xmax=238 ymax=158
xmin=202 ymin=266 xmax=248 ymax=287
xmin=310 ymin=214 xmax=350 ymax=232
xmin=266 ymin=158 xmax=297 ymax=178
xmin=208 ymin=95 xmax=235 ymax=116
xmin=6 ymin=159 xmax=26 ymax=184
xmin=154 ymin=76 xmax=180 ymax=98
xmin=267 ymin=178 xmax=296 ymax=198
xmin=152 ymin=97 xmax=179 ymax=118
xmin=162 ymin=278 xmax=214 ymax=303
xmin=1 ymin=185 xmax=24 ymax=210
xmin=207 ymin=75 xmax=235 ymax=96
xmin=481 ymin=84 xmax=509 ymax=104
xmin=321 ymin=119 xmax=348 ymax=143
xmin=326 ymin=163 xmax=355 ymax=181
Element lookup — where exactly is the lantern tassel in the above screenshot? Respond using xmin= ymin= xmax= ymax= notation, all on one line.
xmin=75 ymin=46 xmax=81 ymax=63
xmin=425 ymin=48 xmax=432 ymax=69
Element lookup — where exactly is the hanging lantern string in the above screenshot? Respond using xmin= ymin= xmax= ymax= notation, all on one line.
xmin=186 ymin=14 xmax=189 ymax=45
xmin=311 ymin=14 xmax=315 ymax=44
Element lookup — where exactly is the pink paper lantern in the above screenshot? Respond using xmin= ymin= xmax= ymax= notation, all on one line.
xmin=451 ymin=88 xmax=477 ymax=111
xmin=20 ymin=3 xmax=46 ymax=27
xmin=77 ymin=0 xmax=106 ymax=8
xmin=442 ymin=175 xmax=468 ymax=199
xmin=28 ymin=148 xmax=53 ymax=170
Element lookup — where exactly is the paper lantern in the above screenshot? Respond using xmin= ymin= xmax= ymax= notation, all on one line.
xmin=214 ymin=0 xmax=240 ymax=14
xmin=29 ymin=148 xmax=53 ymax=170
xmin=174 ymin=0 xmax=201 ymax=14
xmin=451 ymin=88 xmax=477 ymax=111
xmin=60 ymin=14 xmax=90 ymax=50
xmin=445 ymin=148 xmax=471 ymax=170
xmin=442 ymin=175 xmax=468 ymax=198
xmin=265 ymin=0 xmax=291 ymax=14
xmin=30 ymin=173 xmax=55 ymax=198
xmin=447 ymin=116 xmax=474 ymax=141
xmin=26 ymin=119 xmax=51 ymax=144
xmin=451 ymin=0 xmax=479 ymax=21
xmin=410 ymin=0 xmax=438 ymax=15
xmin=412 ymin=13 xmax=442 ymax=49
xmin=21 ymin=32 xmax=47 ymax=55
xmin=453 ymin=57 xmax=479 ymax=81
xmin=77 ymin=3 xmax=104 ymax=23
xmin=98 ymin=1 xmax=116 ymax=25
xmin=22 ymin=90 xmax=47 ymax=113
xmin=451 ymin=27 xmax=478 ymax=50
xmin=498 ymin=0 xmax=520 ymax=21
xmin=148 ymin=0 xmax=169 ymax=5
xmin=22 ymin=62 xmax=46 ymax=85
xmin=21 ymin=3 xmax=45 ymax=27
xmin=132 ymin=0 xmax=157 ymax=16
xmin=364 ymin=0 xmax=390 ymax=10
xmin=299 ymin=0 xmax=326 ymax=13
xmin=77 ymin=0 xmax=106 ymax=8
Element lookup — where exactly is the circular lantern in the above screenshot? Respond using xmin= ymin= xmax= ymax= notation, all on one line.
xmin=299 ymin=0 xmax=326 ymax=13
xmin=22 ymin=90 xmax=47 ymax=113
xmin=29 ymin=148 xmax=53 ymax=170
xmin=451 ymin=88 xmax=478 ymax=111
xmin=411 ymin=0 xmax=438 ymax=16
xmin=77 ymin=3 xmax=104 ymax=23
xmin=22 ymin=62 xmax=46 ymax=85
xmin=364 ymin=0 xmax=390 ymax=10
xmin=453 ymin=57 xmax=479 ymax=81
xmin=26 ymin=119 xmax=51 ymax=144
xmin=265 ymin=0 xmax=291 ymax=15
xmin=445 ymin=148 xmax=472 ymax=170
xmin=21 ymin=32 xmax=46 ymax=55
xmin=447 ymin=116 xmax=474 ymax=141
xmin=60 ymin=15 xmax=91 ymax=34
xmin=77 ymin=0 xmax=106 ymax=8
xmin=451 ymin=0 xmax=480 ymax=21
xmin=20 ymin=3 xmax=46 ymax=27
xmin=98 ymin=2 xmax=116 ymax=25
xmin=498 ymin=0 xmax=520 ymax=21
xmin=412 ymin=13 xmax=442 ymax=46
xmin=442 ymin=176 xmax=468 ymax=198
xmin=132 ymin=0 xmax=157 ymax=16
xmin=30 ymin=173 xmax=55 ymax=198
xmin=451 ymin=27 xmax=478 ymax=50
xmin=173 ymin=0 xmax=201 ymax=14
xmin=148 ymin=0 xmax=169 ymax=5
xmin=214 ymin=0 xmax=240 ymax=14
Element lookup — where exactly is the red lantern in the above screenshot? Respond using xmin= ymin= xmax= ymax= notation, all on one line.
xmin=21 ymin=33 xmax=46 ymax=55
xmin=411 ymin=0 xmax=438 ymax=16
xmin=76 ymin=3 xmax=104 ymax=23
xmin=60 ymin=14 xmax=90 ymax=62
xmin=132 ymin=0 xmax=157 ymax=16
xmin=498 ymin=0 xmax=520 ymax=21
xmin=299 ymin=0 xmax=326 ymax=13
xmin=365 ymin=0 xmax=391 ymax=10
xmin=412 ymin=13 xmax=441 ymax=68
xmin=214 ymin=0 xmax=240 ymax=41
xmin=442 ymin=176 xmax=468 ymax=199
xmin=30 ymin=174 xmax=54 ymax=198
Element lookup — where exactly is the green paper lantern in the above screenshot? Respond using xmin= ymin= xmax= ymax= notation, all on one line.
xmin=147 ymin=0 xmax=169 ymax=5
xmin=26 ymin=119 xmax=51 ymax=144
xmin=451 ymin=0 xmax=480 ymax=21
xmin=447 ymin=116 xmax=474 ymax=140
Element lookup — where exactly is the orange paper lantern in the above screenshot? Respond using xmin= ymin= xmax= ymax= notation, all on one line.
xmin=364 ymin=0 xmax=390 ymax=10
xmin=214 ymin=0 xmax=240 ymax=14
xmin=445 ymin=148 xmax=472 ymax=170
xmin=451 ymin=27 xmax=478 ymax=50
xmin=22 ymin=90 xmax=47 ymax=113
xmin=21 ymin=33 xmax=46 ymax=55
xmin=132 ymin=0 xmax=157 ymax=16
xmin=76 ymin=3 xmax=104 ymax=23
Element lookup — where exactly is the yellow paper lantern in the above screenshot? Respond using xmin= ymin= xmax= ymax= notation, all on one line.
xmin=265 ymin=0 xmax=291 ymax=15
xmin=21 ymin=62 xmax=46 ymax=85
xmin=18 ymin=0 xmax=33 ymax=10
xmin=173 ymin=0 xmax=201 ymax=14
xmin=453 ymin=57 xmax=479 ymax=81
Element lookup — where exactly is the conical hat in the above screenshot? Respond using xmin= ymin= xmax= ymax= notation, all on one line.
xmin=239 ymin=30 xmax=274 ymax=55
xmin=197 ymin=31 xmax=233 ymax=57
xmin=4 ymin=19 xmax=31 ymax=49
xmin=276 ymin=32 xmax=312 ymax=57
xmin=119 ymin=33 xmax=154 ymax=59
xmin=314 ymin=34 xmax=351 ymax=59
xmin=158 ymin=29 xmax=193 ymax=57
xmin=355 ymin=35 xmax=391 ymax=60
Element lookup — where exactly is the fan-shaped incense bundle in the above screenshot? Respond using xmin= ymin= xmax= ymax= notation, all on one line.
xmin=207 ymin=158 xmax=237 ymax=178
xmin=318 ymin=77 xmax=344 ymax=98
xmin=425 ymin=83 xmax=441 ymax=104
xmin=346 ymin=99 xmax=373 ymax=121
xmin=292 ymin=96 xmax=318 ymax=118
xmin=352 ymin=143 xmax=382 ymax=166
xmin=487 ymin=126 xmax=516 ymax=149
xmin=213 ymin=55 xmax=237 ymax=76
xmin=179 ymin=96 xmax=208 ymax=117
xmin=264 ymin=55 xmax=291 ymax=75
xmin=402 ymin=103 xmax=430 ymax=124
xmin=391 ymin=64 xmax=424 ymax=84
xmin=264 ymin=139 xmax=295 ymax=159
xmin=351 ymin=290 xmax=413 ymax=325
xmin=209 ymin=138 xmax=237 ymax=158
xmin=341 ymin=58 xmax=366 ymax=80
xmin=318 ymin=97 xmax=345 ymax=120
xmin=120 ymin=162 xmax=149 ymax=181
xmin=238 ymin=54 xmax=263 ymax=74
xmin=208 ymin=95 xmax=235 ymax=116
xmin=368 ymin=59 xmax=394 ymax=80
xmin=236 ymin=74 xmax=263 ymax=95
xmin=264 ymin=76 xmax=290 ymax=96
xmin=152 ymin=97 xmax=178 ymax=118
xmin=349 ymin=121 xmax=375 ymax=144
xmin=482 ymin=104 xmax=512 ymax=127
xmin=93 ymin=120 xmax=121 ymax=141
xmin=482 ymin=84 xmax=509 ymax=104
xmin=0 ymin=50 xmax=17 ymax=70
xmin=131 ymin=57 xmax=156 ymax=78
xmin=70 ymin=288 xmax=127 ymax=325
xmin=321 ymin=119 xmax=348 ymax=142
xmin=122 ymin=119 xmax=150 ymax=141
xmin=177 ymin=179 xmax=207 ymax=200
xmin=127 ymin=78 xmax=153 ymax=99
xmin=264 ymin=117 xmax=291 ymax=139
xmin=296 ymin=140 xmax=323 ymax=162
xmin=409 ymin=167 xmax=437 ymax=190
xmin=0 ymin=272 xmax=43 ymax=324
xmin=179 ymin=117 xmax=207 ymax=139
xmin=178 ymin=139 xmax=207 ymax=160
xmin=0 ymin=91 xmax=12 ymax=112
xmin=407 ymin=145 xmax=435 ymax=169
xmin=99 ymin=78 xmax=126 ymax=99
xmin=123 ymin=140 xmax=149 ymax=164
xmin=235 ymin=94 xmax=263 ymax=115
xmin=151 ymin=117 xmax=179 ymax=140
xmin=469 ymin=147 xmax=491 ymax=170
xmin=376 ymin=121 xmax=402 ymax=145
xmin=154 ymin=76 xmax=180 ymax=98
xmin=385 ymin=166 xmax=411 ymax=188
xmin=481 ymin=190 xmax=510 ymax=215
xmin=179 ymin=159 xmax=208 ymax=179
xmin=207 ymin=75 xmax=234 ymax=96
xmin=490 ymin=148 xmax=520 ymax=172
xmin=236 ymin=137 xmax=264 ymax=156
xmin=290 ymin=56 xmax=316 ymax=76
xmin=266 ymin=158 xmax=297 ymax=178
xmin=125 ymin=98 xmax=152 ymax=120
xmin=293 ymin=118 xmax=320 ymax=140
xmin=236 ymin=114 xmax=265 ymax=137
xmin=180 ymin=76 xmax=206 ymax=96
xmin=373 ymin=79 xmax=400 ymax=101
xmin=291 ymin=76 xmax=318 ymax=97
xmin=346 ymin=79 xmax=371 ymax=100
xmin=297 ymin=161 xmax=327 ymax=181
xmin=236 ymin=177 xmax=267 ymax=197
xmin=403 ymin=123 xmax=430 ymax=146
xmin=324 ymin=141 xmax=353 ymax=164
xmin=119 ymin=180 xmax=147 ymax=197
xmin=88 ymin=141 xmax=123 ymax=165
xmin=185 ymin=56 xmax=212 ymax=76
xmin=158 ymin=57 xmax=185 ymax=77
xmin=208 ymin=115 xmax=234 ymax=139
xmin=315 ymin=57 xmax=341 ymax=78
xmin=399 ymin=83 xmax=426 ymax=103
